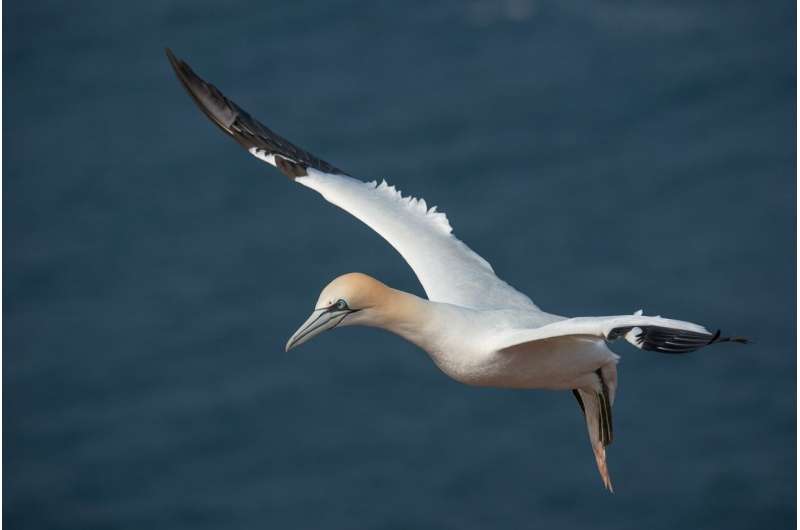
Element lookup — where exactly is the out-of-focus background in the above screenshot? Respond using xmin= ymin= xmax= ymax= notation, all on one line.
xmin=5 ymin=1 xmax=795 ymax=528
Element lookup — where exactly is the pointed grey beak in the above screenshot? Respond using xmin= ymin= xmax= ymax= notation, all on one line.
xmin=285 ymin=307 xmax=351 ymax=351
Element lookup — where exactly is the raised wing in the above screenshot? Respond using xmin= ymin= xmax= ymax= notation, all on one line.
xmin=166 ymin=49 xmax=537 ymax=311
xmin=493 ymin=311 xmax=747 ymax=354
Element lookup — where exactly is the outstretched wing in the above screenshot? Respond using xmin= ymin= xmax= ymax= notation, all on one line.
xmin=493 ymin=312 xmax=747 ymax=354
xmin=166 ymin=49 xmax=537 ymax=311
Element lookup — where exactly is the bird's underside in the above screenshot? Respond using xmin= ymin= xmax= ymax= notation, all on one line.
xmin=166 ymin=49 xmax=748 ymax=492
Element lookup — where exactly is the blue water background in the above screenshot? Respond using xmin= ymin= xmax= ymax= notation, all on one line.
xmin=5 ymin=1 xmax=796 ymax=528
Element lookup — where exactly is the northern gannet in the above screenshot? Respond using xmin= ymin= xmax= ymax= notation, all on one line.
xmin=166 ymin=49 xmax=747 ymax=491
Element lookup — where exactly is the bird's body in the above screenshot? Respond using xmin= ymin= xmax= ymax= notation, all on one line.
xmin=316 ymin=276 xmax=583 ymax=388
xmin=357 ymin=292 xmax=610 ymax=391
xmin=167 ymin=49 xmax=746 ymax=492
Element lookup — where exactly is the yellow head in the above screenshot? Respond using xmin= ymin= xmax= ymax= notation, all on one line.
xmin=285 ymin=273 xmax=390 ymax=351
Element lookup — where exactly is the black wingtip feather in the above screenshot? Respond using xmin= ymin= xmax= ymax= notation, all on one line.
xmin=608 ymin=325 xmax=749 ymax=354
xmin=165 ymin=48 xmax=347 ymax=179
xmin=711 ymin=333 xmax=750 ymax=345
xmin=166 ymin=48 xmax=240 ymax=138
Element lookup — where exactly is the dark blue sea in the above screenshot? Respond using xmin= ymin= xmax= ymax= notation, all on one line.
xmin=5 ymin=1 xmax=795 ymax=528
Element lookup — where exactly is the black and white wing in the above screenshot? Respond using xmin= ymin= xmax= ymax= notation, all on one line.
xmin=166 ymin=49 xmax=538 ymax=311
xmin=492 ymin=311 xmax=748 ymax=354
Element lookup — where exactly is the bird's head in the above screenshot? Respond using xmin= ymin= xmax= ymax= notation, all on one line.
xmin=285 ymin=272 xmax=388 ymax=351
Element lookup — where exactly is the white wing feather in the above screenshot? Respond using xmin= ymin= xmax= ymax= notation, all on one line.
xmin=297 ymin=169 xmax=538 ymax=311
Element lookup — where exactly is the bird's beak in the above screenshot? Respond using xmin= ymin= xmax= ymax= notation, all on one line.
xmin=285 ymin=308 xmax=351 ymax=351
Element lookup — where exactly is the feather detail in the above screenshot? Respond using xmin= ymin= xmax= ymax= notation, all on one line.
xmin=367 ymin=179 xmax=453 ymax=235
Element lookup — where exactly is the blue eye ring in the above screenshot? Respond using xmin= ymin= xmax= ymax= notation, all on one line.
xmin=334 ymin=299 xmax=348 ymax=311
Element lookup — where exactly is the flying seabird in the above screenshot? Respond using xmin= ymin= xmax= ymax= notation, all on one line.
xmin=166 ymin=49 xmax=747 ymax=491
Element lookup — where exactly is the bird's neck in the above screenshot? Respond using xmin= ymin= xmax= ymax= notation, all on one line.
xmin=369 ymin=287 xmax=439 ymax=351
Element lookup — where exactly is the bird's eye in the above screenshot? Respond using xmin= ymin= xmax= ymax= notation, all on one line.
xmin=334 ymin=299 xmax=348 ymax=311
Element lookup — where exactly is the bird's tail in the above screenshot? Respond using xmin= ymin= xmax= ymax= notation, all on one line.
xmin=573 ymin=366 xmax=616 ymax=492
